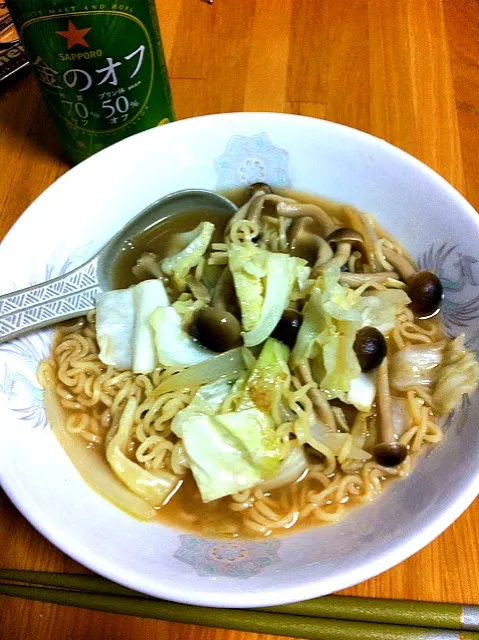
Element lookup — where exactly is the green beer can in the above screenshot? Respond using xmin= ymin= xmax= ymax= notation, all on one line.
xmin=6 ymin=0 xmax=175 ymax=163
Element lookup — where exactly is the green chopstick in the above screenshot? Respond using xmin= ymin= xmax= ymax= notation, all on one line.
xmin=1 ymin=569 xmax=479 ymax=638
xmin=0 ymin=569 xmax=146 ymax=599
xmin=1 ymin=582 xmax=478 ymax=640
xmin=268 ymin=597 xmax=479 ymax=632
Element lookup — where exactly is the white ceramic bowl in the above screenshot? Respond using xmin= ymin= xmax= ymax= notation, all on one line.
xmin=1 ymin=113 xmax=479 ymax=608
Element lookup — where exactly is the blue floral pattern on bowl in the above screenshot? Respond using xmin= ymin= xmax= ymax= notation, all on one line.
xmin=0 ymin=243 xmax=91 ymax=430
xmin=174 ymin=535 xmax=280 ymax=578
xmin=215 ymin=133 xmax=291 ymax=190
xmin=418 ymin=243 xmax=479 ymax=339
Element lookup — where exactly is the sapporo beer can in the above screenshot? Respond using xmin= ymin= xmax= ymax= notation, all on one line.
xmin=6 ymin=0 xmax=175 ymax=163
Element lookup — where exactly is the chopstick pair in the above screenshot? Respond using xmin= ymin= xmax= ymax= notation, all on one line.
xmin=1 ymin=569 xmax=478 ymax=640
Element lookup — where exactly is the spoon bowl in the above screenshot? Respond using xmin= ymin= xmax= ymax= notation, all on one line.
xmin=0 ymin=189 xmax=237 ymax=343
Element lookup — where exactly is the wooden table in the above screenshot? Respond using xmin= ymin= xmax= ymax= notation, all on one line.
xmin=1 ymin=0 xmax=479 ymax=638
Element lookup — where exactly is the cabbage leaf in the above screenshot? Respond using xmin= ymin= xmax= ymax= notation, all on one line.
xmin=293 ymin=266 xmax=408 ymax=403
xmin=432 ymin=335 xmax=479 ymax=414
xmin=242 ymin=253 xmax=308 ymax=347
xmin=238 ymin=338 xmax=290 ymax=413
xmin=161 ymin=221 xmax=215 ymax=288
xmin=96 ymin=288 xmax=135 ymax=370
xmin=293 ymin=266 xmax=361 ymax=396
xmin=228 ymin=243 xmax=267 ymax=331
xmin=150 ymin=306 xmax=217 ymax=367
xmin=179 ymin=407 xmax=282 ymax=502
xmin=389 ymin=342 xmax=444 ymax=392
xmin=171 ymin=378 xmax=233 ymax=438
xmin=132 ymin=279 xmax=169 ymax=374
xmin=228 ymin=243 xmax=307 ymax=345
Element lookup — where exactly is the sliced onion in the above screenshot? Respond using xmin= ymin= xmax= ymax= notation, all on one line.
xmin=391 ymin=396 xmax=413 ymax=437
xmin=321 ymin=432 xmax=371 ymax=462
xmin=153 ymin=347 xmax=246 ymax=394
xmin=45 ymin=388 xmax=156 ymax=521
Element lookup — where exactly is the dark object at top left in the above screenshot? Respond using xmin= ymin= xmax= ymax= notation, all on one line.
xmin=0 ymin=3 xmax=29 ymax=88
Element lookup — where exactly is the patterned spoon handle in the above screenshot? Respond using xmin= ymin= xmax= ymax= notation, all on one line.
xmin=0 ymin=257 xmax=101 ymax=343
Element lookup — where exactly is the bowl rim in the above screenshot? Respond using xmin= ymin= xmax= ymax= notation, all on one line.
xmin=1 ymin=111 xmax=479 ymax=608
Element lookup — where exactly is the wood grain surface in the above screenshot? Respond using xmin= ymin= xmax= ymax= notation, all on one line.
xmin=1 ymin=0 xmax=479 ymax=638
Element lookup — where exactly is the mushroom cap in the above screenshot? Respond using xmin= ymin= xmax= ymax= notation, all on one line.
xmin=353 ymin=326 xmax=387 ymax=371
xmin=247 ymin=182 xmax=272 ymax=198
xmin=288 ymin=217 xmax=324 ymax=264
xmin=373 ymin=442 xmax=408 ymax=467
xmin=407 ymin=270 xmax=443 ymax=316
xmin=328 ymin=227 xmax=364 ymax=248
xmin=191 ymin=307 xmax=242 ymax=352
xmin=271 ymin=309 xmax=303 ymax=348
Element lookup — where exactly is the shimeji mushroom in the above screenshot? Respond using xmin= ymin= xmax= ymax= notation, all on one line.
xmin=315 ymin=228 xmax=365 ymax=274
xmin=288 ymin=216 xmax=333 ymax=265
xmin=189 ymin=267 xmax=243 ymax=353
xmin=275 ymin=200 xmax=337 ymax=236
xmin=132 ymin=252 xmax=164 ymax=279
xmin=353 ymin=326 xmax=387 ymax=372
xmin=271 ymin=309 xmax=302 ymax=348
xmin=225 ymin=182 xmax=273 ymax=233
xmin=382 ymin=246 xmax=443 ymax=316
xmin=374 ymin=356 xmax=408 ymax=467
xmin=211 ymin=267 xmax=240 ymax=317
xmin=338 ymin=271 xmax=400 ymax=287
xmin=190 ymin=306 xmax=242 ymax=353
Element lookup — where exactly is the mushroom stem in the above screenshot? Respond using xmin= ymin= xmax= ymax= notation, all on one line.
xmin=288 ymin=217 xmax=327 ymax=265
xmin=314 ymin=241 xmax=352 ymax=274
xmin=246 ymin=194 xmax=268 ymax=224
xmin=382 ymin=247 xmax=416 ymax=283
xmin=133 ymin=252 xmax=163 ymax=279
xmin=274 ymin=200 xmax=336 ymax=236
xmin=314 ymin=237 xmax=334 ymax=267
xmin=297 ymin=360 xmax=336 ymax=431
xmin=338 ymin=271 xmax=400 ymax=287
xmin=373 ymin=357 xmax=408 ymax=467
xmin=376 ymin=357 xmax=395 ymax=444
xmin=212 ymin=267 xmax=238 ymax=315
xmin=225 ymin=186 xmax=270 ymax=234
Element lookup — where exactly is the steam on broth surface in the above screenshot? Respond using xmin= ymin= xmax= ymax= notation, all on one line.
xmin=39 ymin=186 xmax=479 ymax=538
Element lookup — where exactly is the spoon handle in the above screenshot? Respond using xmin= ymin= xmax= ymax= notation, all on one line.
xmin=0 ymin=257 xmax=101 ymax=343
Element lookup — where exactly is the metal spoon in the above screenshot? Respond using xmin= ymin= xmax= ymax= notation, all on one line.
xmin=0 ymin=189 xmax=238 ymax=343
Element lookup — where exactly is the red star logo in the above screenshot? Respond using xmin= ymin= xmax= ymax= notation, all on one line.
xmin=56 ymin=20 xmax=91 ymax=50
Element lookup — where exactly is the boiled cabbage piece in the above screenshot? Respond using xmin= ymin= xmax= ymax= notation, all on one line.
xmin=96 ymin=288 xmax=135 ymax=370
xmin=344 ymin=371 xmax=376 ymax=413
xmin=171 ymin=378 xmax=232 ymax=438
xmin=228 ymin=243 xmax=308 ymax=346
xmin=238 ymin=338 xmax=290 ymax=413
xmin=132 ymin=279 xmax=169 ymax=373
xmin=150 ymin=306 xmax=217 ymax=367
xmin=307 ymin=416 xmax=372 ymax=463
xmin=293 ymin=266 xmax=408 ymax=410
xmin=228 ymin=242 xmax=266 ymax=331
xmin=175 ymin=406 xmax=282 ymax=502
xmin=389 ymin=342 xmax=444 ymax=392
xmin=432 ymin=335 xmax=479 ymax=414
xmin=161 ymin=221 xmax=215 ymax=288
xmin=96 ymin=280 xmax=170 ymax=374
